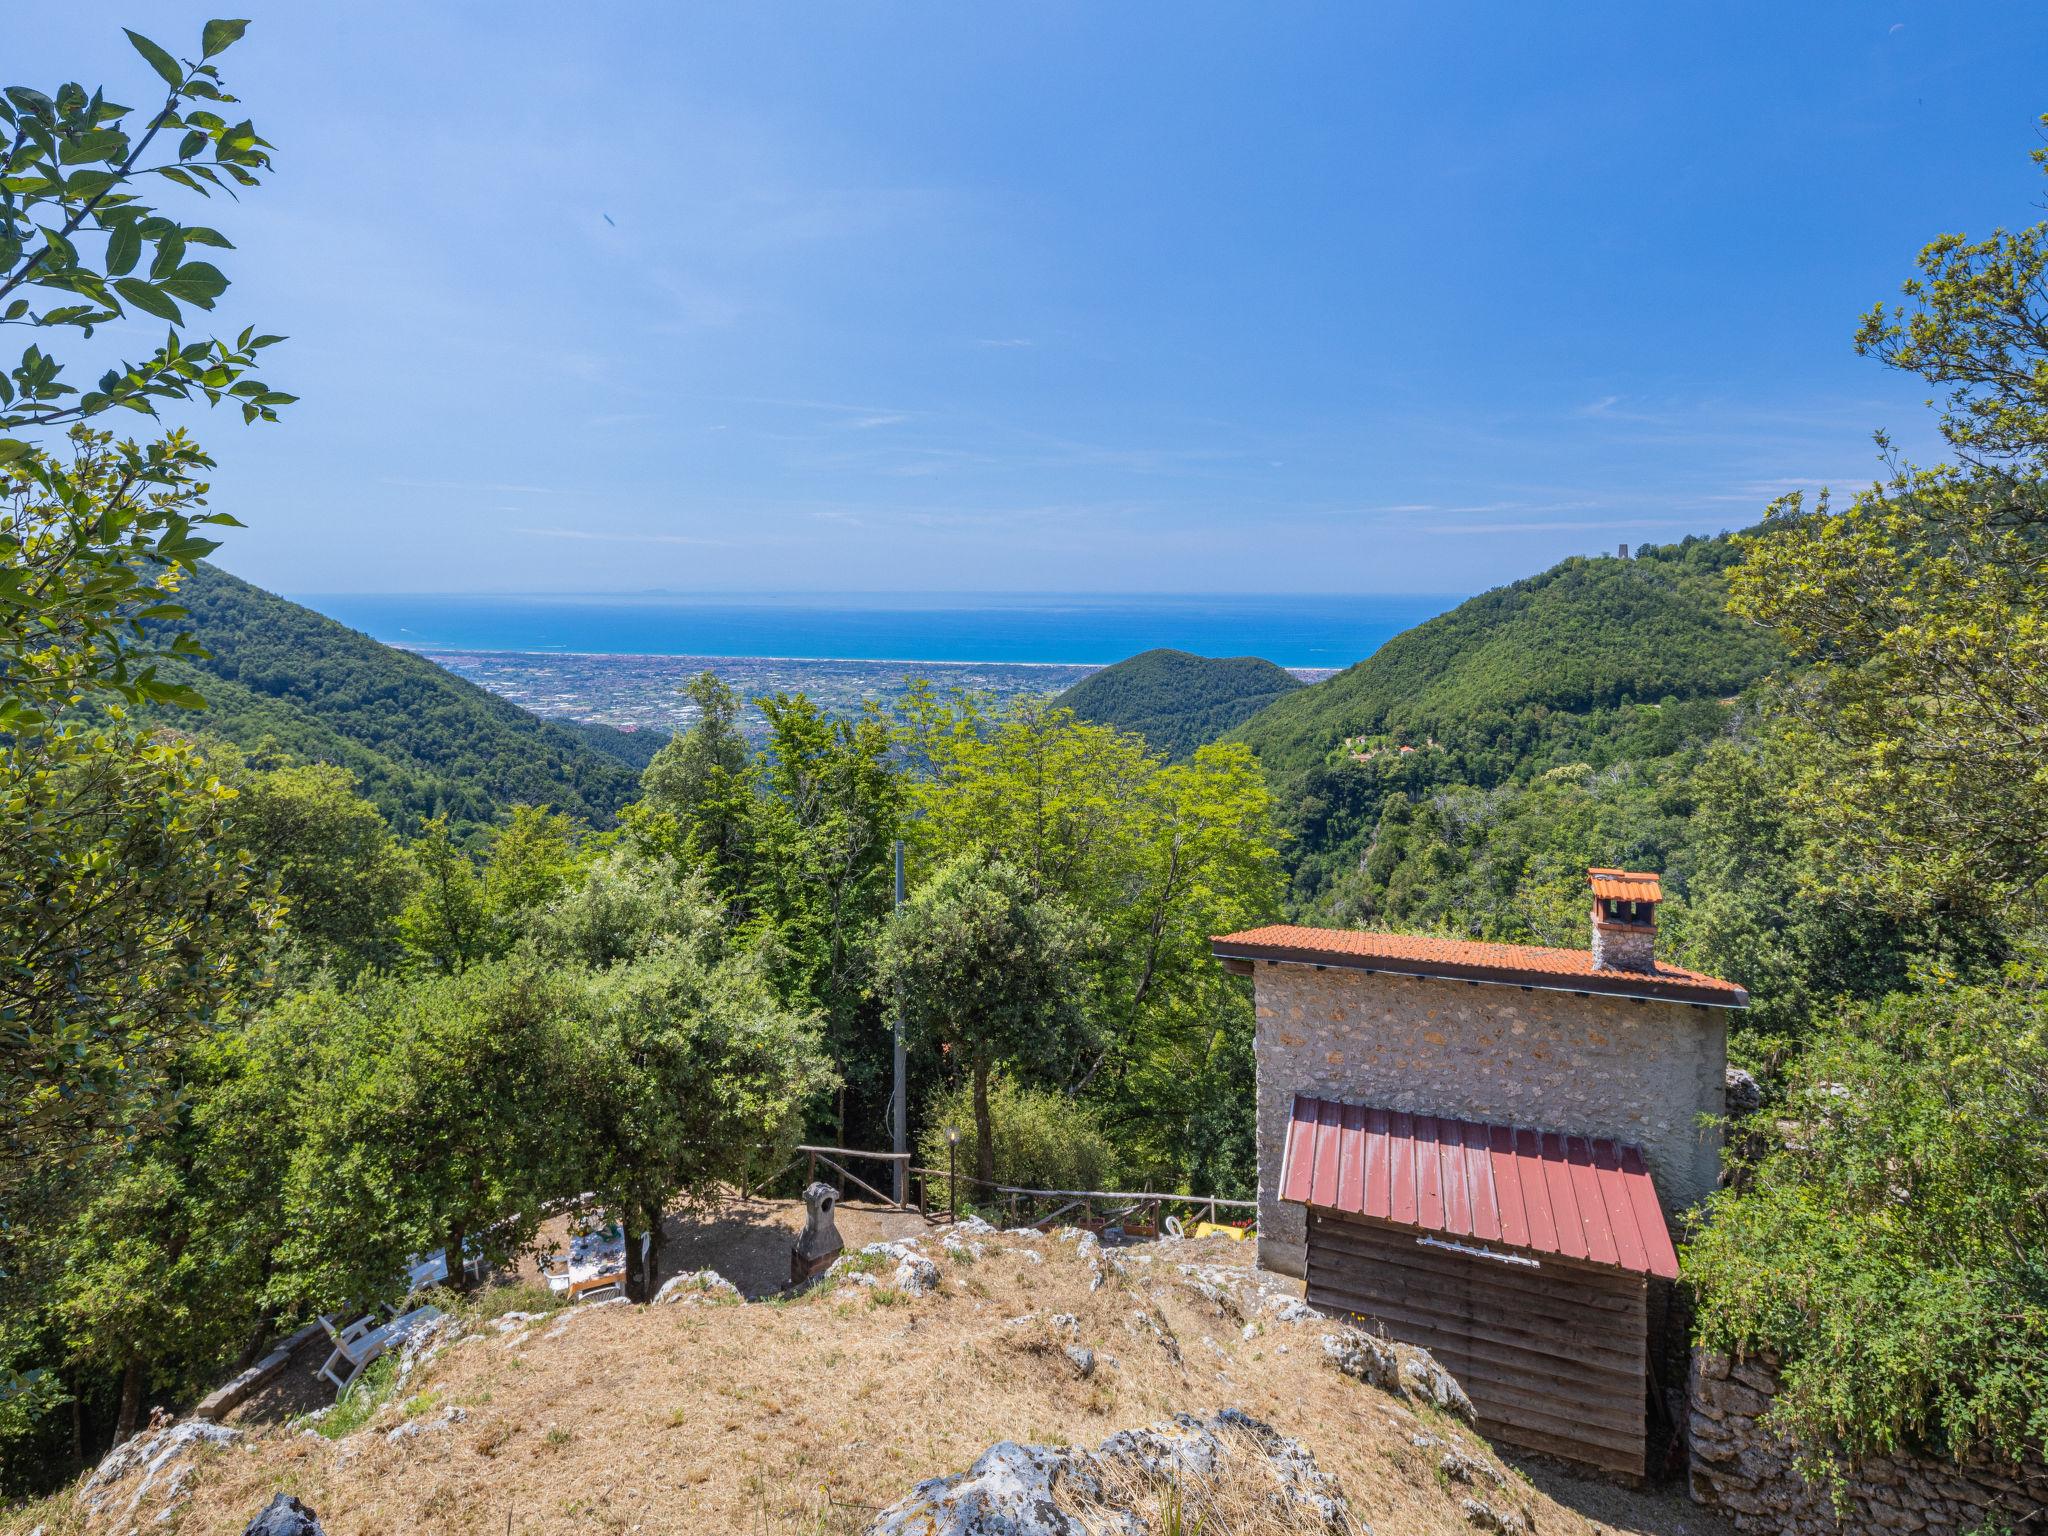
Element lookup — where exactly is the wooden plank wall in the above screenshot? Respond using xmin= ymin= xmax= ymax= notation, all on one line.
xmin=1305 ymin=1207 xmax=1649 ymax=1478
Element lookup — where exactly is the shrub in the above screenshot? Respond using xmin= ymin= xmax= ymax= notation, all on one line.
xmin=919 ymin=1077 xmax=1120 ymax=1197
xmin=1684 ymin=954 xmax=2048 ymax=1470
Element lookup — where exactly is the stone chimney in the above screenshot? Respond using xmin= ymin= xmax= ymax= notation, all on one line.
xmin=1589 ymin=867 xmax=1660 ymax=972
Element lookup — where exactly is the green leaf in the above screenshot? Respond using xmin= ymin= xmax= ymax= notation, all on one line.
xmin=39 ymin=225 xmax=77 ymax=265
xmin=113 ymin=277 xmax=182 ymax=323
xmin=58 ymin=129 xmax=128 ymax=165
xmin=157 ymin=261 xmax=226 ymax=308
xmin=149 ymin=231 xmax=186 ymax=279
xmin=124 ymin=30 xmax=185 ymax=89
xmin=105 ymin=221 xmax=141 ymax=276
xmin=201 ymin=20 xmax=250 ymax=58
xmin=148 ymin=681 xmax=208 ymax=710
xmin=0 ymin=438 xmax=31 ymax=464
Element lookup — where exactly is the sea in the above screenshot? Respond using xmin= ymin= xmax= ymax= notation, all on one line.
xmin=291 ymin=592 xmax=1457 ymax=672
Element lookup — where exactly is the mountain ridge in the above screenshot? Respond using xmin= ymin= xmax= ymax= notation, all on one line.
xmin=1053 ymin=647 xmax=1303 ymax=759
xmin=145 ymin=564 xmax=645 ymax=832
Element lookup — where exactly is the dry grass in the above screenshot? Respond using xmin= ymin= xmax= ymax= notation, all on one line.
xmin=11 ymin=1229 xmax=1727 ymax=1536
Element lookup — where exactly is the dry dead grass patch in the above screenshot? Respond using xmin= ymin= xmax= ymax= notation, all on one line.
xmin=10 ymin=1234 xmax=1724 ymax=1536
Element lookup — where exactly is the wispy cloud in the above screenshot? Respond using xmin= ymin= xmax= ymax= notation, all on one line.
xmin=975 ymin=337 xmax=1035 ymax=349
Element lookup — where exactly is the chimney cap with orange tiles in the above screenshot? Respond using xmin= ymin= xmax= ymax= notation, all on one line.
xmin=1589 ymin=867 xmax=1662 ymax=904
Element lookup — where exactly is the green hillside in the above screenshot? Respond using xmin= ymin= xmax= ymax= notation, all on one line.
xmin=1054 ymin=649 xmax=1303 ymax=759
xmin=1230 ymin=534 xmax=1783 ymax=778
xmin=1223 ymin=535 xmax=1789 ymax=911
xmin=144 ymin=565 xmax=645 ymax=832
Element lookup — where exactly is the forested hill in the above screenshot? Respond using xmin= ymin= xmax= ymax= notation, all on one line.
xmin=1054 ymin=648 xmax=1303 ymax=759
xmin=145 ymin=565 xmax=644 ymax=832
xmin=1227 ymin=534 xmax=1784 ymax=778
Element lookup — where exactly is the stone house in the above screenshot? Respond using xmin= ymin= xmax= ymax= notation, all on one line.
xmin=1211 ymin=868 xmax=1747 ymax=1477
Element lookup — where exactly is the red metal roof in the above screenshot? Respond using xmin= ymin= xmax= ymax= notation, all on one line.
xmin=1278 ymin=1095 xmax=1680 ymax=1279
xmin=1589 ymin=867 xmax=1662 ymax=903
xmin=1211 ymin=924 xmax=1746 ymax=1007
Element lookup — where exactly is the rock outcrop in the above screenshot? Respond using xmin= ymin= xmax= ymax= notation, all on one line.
xmin=241 ymin=1492 xmax=326 ymax=1535
xmin=1321 ymin=1327 xmax=1474 ymax=1423
xmin=654 ymin=1268 xmax=742 ymax=1305
xmin=866 ymin=1408 xmax=1354 ymax=1535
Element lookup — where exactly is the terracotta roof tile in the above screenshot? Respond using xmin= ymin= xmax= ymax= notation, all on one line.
xmin=1210 ymin=923 xmax=1746 ymax=1007
xmin=1589 ymin=867 xmax=1662 ymax=903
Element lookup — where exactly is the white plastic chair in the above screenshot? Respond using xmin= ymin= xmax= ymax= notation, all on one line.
xmin=317 ymin=1304 xmax=442 ymax=1394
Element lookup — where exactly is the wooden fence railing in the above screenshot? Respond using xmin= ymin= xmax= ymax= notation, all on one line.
xmin=742 ymin=1144 xmax=912 ymax=1210
xmin=908 ymin=1167 xmax=1256 ymax=1236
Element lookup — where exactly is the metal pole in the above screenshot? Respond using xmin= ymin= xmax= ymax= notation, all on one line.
xmin=947 ymin=1137 xmax=957 ymax=1226
xmin=891 ymin=838 xmax=907 ymax=1205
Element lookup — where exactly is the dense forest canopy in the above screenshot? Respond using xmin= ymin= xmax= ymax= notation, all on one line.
xmin=141 ymin=565 xmax=643 ymax=834
xmin=1227 ymin=532 xmax=1785 ymax=778
xmin=1053 ymin=648 xmax=1303 ymax=760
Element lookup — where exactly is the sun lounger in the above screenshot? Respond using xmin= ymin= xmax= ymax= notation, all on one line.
xmin=317 ymin=1304 xmax=442 ymax=1394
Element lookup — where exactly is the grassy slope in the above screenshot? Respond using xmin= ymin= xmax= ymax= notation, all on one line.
xmin=37 ymin=1229 xmax=1707 ymax=1536
xmin=1055 ymin=648 xmax=1304 ymax=759
xmin=146 ymin=565 xmax=644 ymax=832
xmin=1228 ymin=536 xmax=1783 ymax=778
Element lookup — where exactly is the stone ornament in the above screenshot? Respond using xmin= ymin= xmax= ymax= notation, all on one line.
xmin=791 ymin=1179 xmax=845 ymax=1285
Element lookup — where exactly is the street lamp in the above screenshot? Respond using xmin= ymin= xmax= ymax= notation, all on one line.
xmin=945 ymin=1125 xmax=960 ymax=1226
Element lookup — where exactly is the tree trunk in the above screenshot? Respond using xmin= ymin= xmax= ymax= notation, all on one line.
xmin=973 ymin=1055 xmax=995 ymax=1188
xmin=446 ymin=1220 xmax=471 ymax=1295
xmin=641 ymin=1204 xmax=665 ymax=1302
xmin=114 ymin=1353 xmax=145 ymax=1444
xmin=621 ymin=1213 xmax=650 ymax=1304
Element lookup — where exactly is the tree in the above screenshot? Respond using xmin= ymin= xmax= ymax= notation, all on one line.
xmin=482 ymin=802 xmax=583 ymax=931
xmin=1 ymin=20 xmax=289 ymax=720
xmin=563 ymin=948 xmax=833 ymax=1301
xmin=872 ymin=853 xmax=1097 ymax=1186
xmin=1685 ymin=957 xmax=2048 ymax=1471
xmin=1 ymin=18 xmax=288 ymax=1210
xmin=744 ymin=693 xmax=901 ymax=1142
xmin=397 ymin=815 xmax=492 ymax=973
xmin=528 ymin=846 xmax=722 ymax=971
xmin=1730 ymin=123 xmax=2048 ymax=911
xmin=232 ymin=761 xmax=412 ymax=977
xmin=2 ymin=727 xmax=275 ymax=1203
xmin=280 ymin=962 xmax=577 ymax=1308
xmin=640 ymin=671 xmax=756 ymax=903
xmin=893 ymin=691 xmax=1282 ymax=1183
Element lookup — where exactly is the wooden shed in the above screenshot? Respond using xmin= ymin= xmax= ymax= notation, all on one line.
xmin=1280 ymin=1094 xmax=1681 ymax=1479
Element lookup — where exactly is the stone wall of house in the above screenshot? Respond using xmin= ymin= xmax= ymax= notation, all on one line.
xmin=1252 ymin=964 xmax=1725 ymax=1278
xmin=1690 ymin=1350 xmax=2046 ymax=1534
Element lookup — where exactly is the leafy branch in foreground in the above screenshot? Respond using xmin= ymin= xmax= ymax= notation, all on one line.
xmin=0 ymin=18 xmax=290 ymax=446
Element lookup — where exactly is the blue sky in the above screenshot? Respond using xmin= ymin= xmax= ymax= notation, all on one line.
xmin=19 ymin=3 xmax=2048 ymax=594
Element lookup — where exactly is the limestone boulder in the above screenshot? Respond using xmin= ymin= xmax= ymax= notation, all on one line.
xmin=865 ymin=1409 xmax=1353 ymax=1535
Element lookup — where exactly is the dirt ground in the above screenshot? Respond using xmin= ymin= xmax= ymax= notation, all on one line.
xmin=510 ymin=1195 xmax=931 ymax=1301
xmin=34 ymin=1223 xmax=1734 ymax=1536
xmin=225 ymin=1197 xmax=930 ymax=1428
